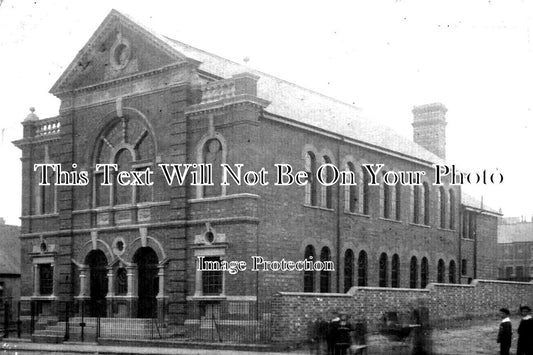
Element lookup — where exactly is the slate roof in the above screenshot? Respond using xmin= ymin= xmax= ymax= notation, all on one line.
xmin=498 ymin=223 xmax=533 ymax=243
xmin=0 ymin=224 xmax=21 ymax=275
xmin=54 ymin=10 xmax=443 ymax=166
xmin=461 ymin=192 xmax=500 ymax=214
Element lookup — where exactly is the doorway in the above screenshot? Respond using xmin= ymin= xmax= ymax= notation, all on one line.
xmin=85 ymin=250 xmax=108 ymax=317
xmin=133 ymin=247 xmax=158 ymax=318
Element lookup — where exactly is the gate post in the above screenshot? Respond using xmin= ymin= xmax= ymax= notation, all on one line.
xmin=3 ymin=301 xmax=9 ymax=338
xmin=64 ymin=302 xmax=70 ymax=342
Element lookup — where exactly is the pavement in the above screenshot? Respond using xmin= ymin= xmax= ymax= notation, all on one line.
xmin=1 ymin=339 xmax=310 ymax=355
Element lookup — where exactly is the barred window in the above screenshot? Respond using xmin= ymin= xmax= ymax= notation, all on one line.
xmin=202 ymin=256 xmax=223 ymax=295
xmin=358 ymin=250 xmax=368 ymax=286
xmin=449 ymin=260 xmax=456 ymax=283
xmin=391 ymin=254 xmax=400 ymax=288
xmin=421 ymin=257 xmax=428 ymax=288
xmin=344 ymin=249 xmax=354 ymax=292
xmin=320 ymin=247 xmax=331 ymax=293
xmin=379 ymin=253 xmax=388 ymax=287
xmin=304 ymin=245 xmax=315 ymax=292
xmin=410 ymin=256 xmax=418 ymax=289
xmin=437 ymin=259 xmax=445 ymax=283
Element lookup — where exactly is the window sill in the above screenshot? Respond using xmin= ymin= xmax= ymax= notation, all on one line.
xmin=437 ymin=227 xmax=456 ymax=233
xmin=31 ymin=295 xmax=57 ymax=301
xmin=379 ymin=217 xmax=402 ymax=224
xmin=409 ymin=223 xmax=431 ymax=229
xmin=461 ymin=238 xmax=476 ymax=242
xmin=21 ymin=213 xmax=59 ymax=219
xmin=344 ymin=211 xmax=370 ymax=218
xmin=187 ymin=295 xmax=226 ymax=301
xmin=303 ymin=204 xmax=335 ymax=212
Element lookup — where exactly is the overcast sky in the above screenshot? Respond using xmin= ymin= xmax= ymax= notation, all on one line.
xmin=0 ymin=0 xmax=532 ymax=225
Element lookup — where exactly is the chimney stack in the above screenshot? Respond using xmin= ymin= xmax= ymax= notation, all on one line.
xmin=412 ymin=103 xmax=447 ymax=159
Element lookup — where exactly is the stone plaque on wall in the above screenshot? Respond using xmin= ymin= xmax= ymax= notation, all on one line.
xmin=138 ymin=208 xmax=151 ymax=222
xmin=97 ymin=212 xmax=110 ymax=226
xmin=115 ymin=210 xmax=132 ymax=224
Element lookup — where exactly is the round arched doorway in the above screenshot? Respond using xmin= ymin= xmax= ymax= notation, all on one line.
xmin=85 ymin=250 xmax=108 ymax=317
xmin=133 ymin=247 xmax=158 ymax=318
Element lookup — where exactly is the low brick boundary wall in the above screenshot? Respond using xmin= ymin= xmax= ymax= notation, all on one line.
xmin=271 ymin=279 xmax=533 ymax=343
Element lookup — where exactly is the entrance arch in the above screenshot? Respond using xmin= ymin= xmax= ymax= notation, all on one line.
xmin=85 ymin=250 xmax=108 ymax=317
xmin=133 ymin=247 xmax=158 ymax=318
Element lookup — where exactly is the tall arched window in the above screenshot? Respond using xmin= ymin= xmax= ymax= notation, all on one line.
xmin=321 ymin=156 xmax=333 ymax=209
xmin=381 ymin=171 xmax=391 ymax=219
xmin=38 ymin=169 xmax=56 ymax=214
xmin=423 ymin=182 xmax=430 ymax=225
xmin=410 ymin=256 xmax=418 ymax=288
xmin=320 ymin=247 xmax=331 ymax=292
xmin=304 ymin=152 xmax=318 ymax=206
xmin=449 ymin=189 xmax=455 ymax=230
xmin=362 ymin=169 xmax=370 ymax=215
xmin=395 ymin=185 xmax=401 ymax=221
xmin=303 ymin=245 xmax=315 ymax=292
xmin=421 ymin=257 xmax=429 ymax=288
xmin=412 ymin=186 xmax=420 ymax=224
xmin=437 ymin=259 xmax=445 ymax=283
xmin=379 ymin=253 xmax=388 ymax=287
xmin=94 ymin=116 xmax=155 ymax=207
xmin=449 ymin=260 xmax=456 ymax=283
xmin=391 ymin=254 xmax=400 ymax=288
xmin=439 ymin=187 xmax=446 ymax=228
xmin=358 ymin=250 xmax=368 ymax=286
xmin=345 ymin=163 xmax=358 ymax=213
xmin=344 ymin=249 xmax=354 ymax=292
xmin=203 ymin=138 xmax=223 ymax=197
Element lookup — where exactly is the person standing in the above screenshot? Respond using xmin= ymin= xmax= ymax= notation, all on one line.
xmin=497 ymin=308 xmax=512 ymax=355
xmin=517 ymin=305 xmax=533 ymax=355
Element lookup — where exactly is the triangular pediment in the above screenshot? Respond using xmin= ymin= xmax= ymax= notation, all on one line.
xmin=50 ymin=10 xmax=189 ymax=95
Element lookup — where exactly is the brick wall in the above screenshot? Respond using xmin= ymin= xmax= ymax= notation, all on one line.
xmin=271 ymin=279 xmax=533 ymax=343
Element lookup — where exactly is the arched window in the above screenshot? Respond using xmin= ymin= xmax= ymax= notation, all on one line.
xmin=439 ymin=187 xmax=446 ymax=228
xmin=410 ymin=256 xmax=418 ymax=288
xmin=449 ymin=260 xmax=456 ymax=283
xmin=203 ymin=138 xmax=223 ymax=197
xmin=412 ymin=185 xmax=420 ymax=224
xmin=304 ymin=152 xmax=318 ymax=206
xmin=114 ymin=148 xmax=134 ymax=205
xmin=362 ymin=168 xmax=370 ymax=215
xmin=38 ymin=169 xmax=56 ymax=214
xmin=94 ymin=116 xmax=155 ymax=207
xmin=423 ymin=182 xmax=430 ymax=225
xmin=381 ymin=171 xmax=391 ymax=219
xmin=421 ymin=257 xmax=429 ymax=288
xmin=321 ymin=156 xmax=333 ymax=209
xmin=345 ymin=163 xmax=358 ymax=213
xmin=116 ymin=267 xmax=127 ymax=295
xmin=344 ymin=249 xmax=354 ymax=292
xmin=437 ymin=259 xmax=445 ymax=283
xmin=320 ymin=247 xmax=331 ymax=292
xmin=358 ymin=250 xmax=368 ymax=286
xmin=449 ymin=189 xmax=455 ymax=230
xmin=379 ymin=253 xmax=388 ymax=287
xmin=303 ymin=245 xmax=315 ymax=292
xmin=391 ymin=254 xmax=400 ymax=288
xmin=395 ymin=185 xmax=401 ymax=221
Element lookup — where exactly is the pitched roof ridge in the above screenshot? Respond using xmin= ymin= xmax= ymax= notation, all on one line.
xmin=163 ymin=36 xmax=363 ymax=113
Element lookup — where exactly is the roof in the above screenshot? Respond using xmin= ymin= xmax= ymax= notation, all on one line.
xmin=52 ymin=10 xmax=444 ymax=166
xmin=163 ymin=36 xmax=444 ymax=165
xmin=461 ymin=192 xmax=500 ymax=215
xmin=498 ymin=222 xmax=533 ymax=243
xmin=0 ymin=224 xmax=21 ymax=275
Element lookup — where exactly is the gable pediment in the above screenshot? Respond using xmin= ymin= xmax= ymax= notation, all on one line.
xmin=50 ymin=10 xmax=189 ymax=95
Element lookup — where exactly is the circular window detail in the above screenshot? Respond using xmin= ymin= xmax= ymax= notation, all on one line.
xmin=112 ymin=237 xmax=127 ymax=256
xmin=205 ymin=231 xmax=215 ymax=244
xmin=110 ymin=37 xmax=132 ymax=70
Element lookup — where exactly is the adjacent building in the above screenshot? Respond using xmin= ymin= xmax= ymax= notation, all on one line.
xmin=13 ymin=10 xmax=499 ymax=321
xmin=0 ymin=218 xmax=21 ymax=301
xmin=497 ymin=218 xmax=533 ymax=281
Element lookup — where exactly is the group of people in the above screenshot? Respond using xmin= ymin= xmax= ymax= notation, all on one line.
xmin=497 ymin=305 xmax=533 ymax=355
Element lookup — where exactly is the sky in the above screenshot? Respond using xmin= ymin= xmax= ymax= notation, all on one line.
xmin=0 ymin=0 xmax=532 ymax=225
